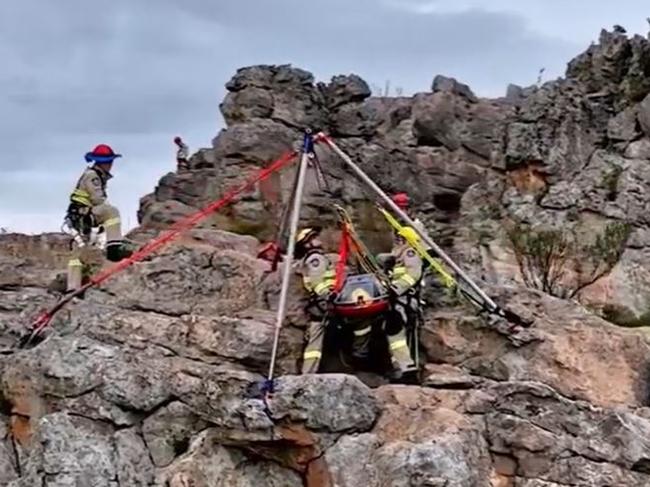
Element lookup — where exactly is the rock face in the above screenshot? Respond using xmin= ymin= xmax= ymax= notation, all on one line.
xmin=137 ymin=28 xmax=650 ymax=323
xmin=4 ymin=25 xmax=650 ymax=487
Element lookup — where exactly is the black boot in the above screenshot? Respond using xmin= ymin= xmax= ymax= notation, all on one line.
xmin=105 ymin=242 xmax=133 ymax=262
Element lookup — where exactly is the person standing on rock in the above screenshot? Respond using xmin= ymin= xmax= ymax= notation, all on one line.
xmin=295 ymin=227 xmax=336 ymax=374
xmin=65 ymin=144 xmax=133 ymax=292
xmin=174 ymin=136 xmax=190 ymax=172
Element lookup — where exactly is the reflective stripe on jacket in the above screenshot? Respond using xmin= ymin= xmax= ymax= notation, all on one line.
xmin=390 ymin=244 xmax=422 ymax=295
xmin=300 ymin=250 xmax=335 ymax=297
xmin=70 ymin=167 xmax=111 ymax=207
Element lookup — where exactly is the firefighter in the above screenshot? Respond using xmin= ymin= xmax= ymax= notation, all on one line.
xmin=66 ymin=144 xmax=133 ymax=292
xmin=174 ymin=136 xmax=190 ymax=172
xmin=382 ymin=225 xmax=422 ymax=379
xmin=295 ymin=227 xmax=336 ymax=374
xmin=392 ymin=191 xmax=428 ymax=287
xmin=391 ymin=192 xmax=425 ymax=234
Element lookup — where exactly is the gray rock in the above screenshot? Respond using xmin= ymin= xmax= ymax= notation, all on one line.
xmin=638 ymin=95 xmax=650 ymax=138
xmin=220 ymin=87 xmax=274 ymax=125
xmin=225 ymin=65 xmax=276 ymax=91
xmin=324 ymin=433 xmax=382 ymax=487
xmin=625 ymin=138 xmax=650 ymax=159
xmin=505 ymin=84 xmax=524 ymax=103
xmin=91 ymin=246 xmax=267 ymax=317
xmin=38 ymin=413 xmax=116 ymax=482
xmin=99 ymin=355 xmax=171 ymax=412
xmin=321 ymin=74 xmax=371 ymax=108
xmin=157 ymin=431 xmax=303 ymax=487
xmin=566 ymin=28 xmax=631 ymax=93
xmin=51 ymin=392 xmax=140 ymax=427
xmin=432 ymin=75 xmax=478 ymax=102
xmin=506 ymin=122 xmax=544 ymax=164
xmin=540 ymin=181 xmax=581 ymax=209
xmin=270 ymin=374 xmax=379 ymax=432
xmin=212 ymin=119 xmax=297 ymax=162
xmin=412 ymin=92 xmax=463 ymax=150
xmin=483 ymin=381 xmax=650 ymax=485
xmin=142 ymin=401 xmax=208 ymax=467
xmin=4 ymin=336 xmax=117 ymax=399
xmin=83 ymin=306 xmax=300 ymax=376
xmin=114 ymin=429 xmax=155 ymax=486
xmin=330 ymin=101 xmax=380 ymax=137
xmin=608 ymin=106 xmax=640 ymax=141
xmin=0 ymin=418 xmax=18 ymax=484
xmin=169 ymin=364 xmax=273 ymax=432
xmin=373 ymin=432 xmax=491 ymax=487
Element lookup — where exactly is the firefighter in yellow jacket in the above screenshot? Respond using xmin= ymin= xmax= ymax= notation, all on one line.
xmin=382 ymin=225 xmax=422 ymax=378
xmin=65 ymin=144 xmax=133 ymax=292
xmin=295 ymin=227 xmax=336 ymax=374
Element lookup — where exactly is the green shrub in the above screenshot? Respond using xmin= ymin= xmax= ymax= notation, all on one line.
xmin=508 ymin=221 xmax=631 ymax=298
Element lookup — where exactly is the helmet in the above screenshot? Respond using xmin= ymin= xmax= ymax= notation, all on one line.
xmin=392 ymin=192 xmax=410 ymax=209
xmin=296 ymin=227 xmax=321 ymax=246
xmin=397 ymin=226 xmax=420 ymax=243
xmin=174 ymin=136 xmax=182 ymax=144
xmin=294 ymin=226 xmax=322 ymax=258
xmin=85 ymin=144 xmax=121 ymax=164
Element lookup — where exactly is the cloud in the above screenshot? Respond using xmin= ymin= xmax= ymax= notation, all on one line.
xmin=0 ymin=0 xmax=637 ymax=233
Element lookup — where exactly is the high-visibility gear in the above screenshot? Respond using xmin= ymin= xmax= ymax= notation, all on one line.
xmin=397 ymin=226 xmax=420 ymax=244
xmin=66 ymin=165 xmax=126 ymax=291
xmin=378 ymin=207 xmax=455 ymax=289
xmin=84 ymin=144 xmax=121 ymax=164
xmin=387 ymin=326 xmax=416 ymax=372
xmin=299 ymin=247 xmax=336 ymax=373
xmin=300 ymin=250 xmax=336 ymax=297
xmin=302 ymin=319 xmax=325 ymax=374
xmin=389 ymin=244 xmax=423 ymax=296
xmin=71 ymin=167 xmax=110 ymax=207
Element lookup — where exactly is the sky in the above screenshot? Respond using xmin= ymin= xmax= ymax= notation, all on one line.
xmin=1 ymin=0 xmax=648 ymax=234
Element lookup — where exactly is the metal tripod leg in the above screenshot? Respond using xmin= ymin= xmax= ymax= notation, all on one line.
xmin=266 ymin=136 xmax=311 ymax=384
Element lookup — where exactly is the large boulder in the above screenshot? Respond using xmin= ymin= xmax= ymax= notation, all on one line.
xmin=420 ymin=287 xmax=650 ymax=408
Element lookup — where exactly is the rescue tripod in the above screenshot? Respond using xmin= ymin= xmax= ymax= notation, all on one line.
xmin=261 ymin=130 xmax=533 ymax=396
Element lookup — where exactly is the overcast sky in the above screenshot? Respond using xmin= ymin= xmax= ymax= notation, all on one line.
xmin=1 ymin=0 xmax=648 ymax=234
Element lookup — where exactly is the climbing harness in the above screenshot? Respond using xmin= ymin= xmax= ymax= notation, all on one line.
xmin=20 ymin=147 xmax=300 ymax=348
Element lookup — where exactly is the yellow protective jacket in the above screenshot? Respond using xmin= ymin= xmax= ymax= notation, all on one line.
xmin=389 ymin=243 xmax=422 ymax=295
xmin=70 ymin=166 xmax=112 ymax=208
xmin=300 ymin=250 xmax=336 ymax=297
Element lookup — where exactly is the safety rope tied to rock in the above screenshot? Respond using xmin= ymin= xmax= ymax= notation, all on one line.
xmin=19 ymin=148 xmax=300 ymax=348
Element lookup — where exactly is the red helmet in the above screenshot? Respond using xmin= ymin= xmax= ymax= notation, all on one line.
xmin=85 ymin=144 xmax=121 ymax=163
xmin=392 ymin=192 xmax=410 ymax=209
xmin=174 ymin=136 xmax=182 ymax=144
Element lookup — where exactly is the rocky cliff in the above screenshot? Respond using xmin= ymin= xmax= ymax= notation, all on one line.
xmin=2 ymin=26 xmax=650 ymax=486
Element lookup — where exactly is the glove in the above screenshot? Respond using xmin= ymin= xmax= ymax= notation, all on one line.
xmin=382 ymin=255 xmax=396 ymax=273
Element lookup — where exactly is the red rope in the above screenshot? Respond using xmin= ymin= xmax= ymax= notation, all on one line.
xmin=29 ymin=149 xmax=298 ymax=335
xmin=91 ymin=149 xmax=297 ymax=286
xmin=334 ymin=225 xmax=349 ymax=293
